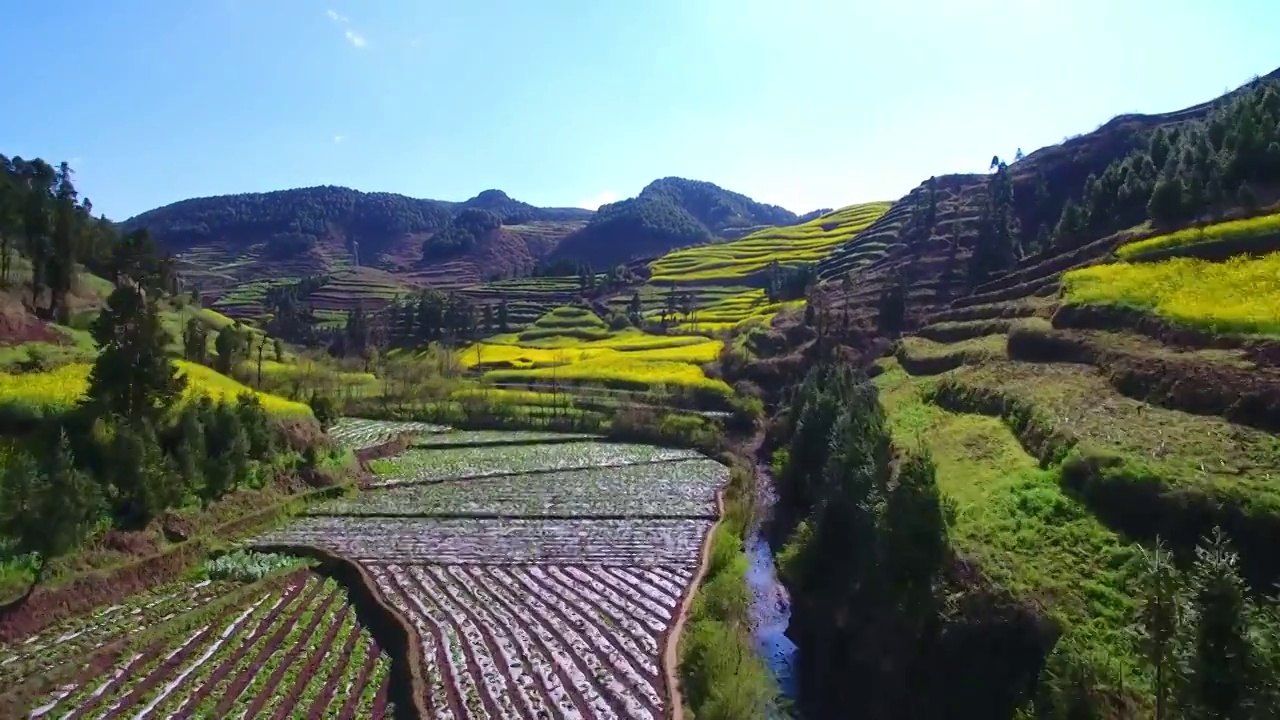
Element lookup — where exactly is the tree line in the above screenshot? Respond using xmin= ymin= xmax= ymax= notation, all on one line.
xmin=0 ymin=156 xmax=177 ymax=321
xmin=773 ymin=362 xmax=1280 ymax=717
xmin=1064 ymin=78 xmax=1280 ymax=240
xmin=774 ymin=362 xmax=950 ymax=716
xmin=959 ymin=79 xmax=1280 ymax=287
xmin=0 ymin=158 xmax=303 ymax=590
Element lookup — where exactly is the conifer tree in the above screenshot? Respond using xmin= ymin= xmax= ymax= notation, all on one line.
xmin=1137 ymin=539 xmax=1183 ymax=720
xmin=85 ymin=284 xmax=186 ymax=424
xmin=1179 ymin=528 xmax=1253 ymax=719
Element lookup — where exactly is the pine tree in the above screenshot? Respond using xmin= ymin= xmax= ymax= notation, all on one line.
xmin=173 ymin=405 xmax=206 ymax=496
xmin=214 ymin=325 xmax=245 ymax=374
xmin=40 ymin=431 xmax=103 ymax=566
xmin=497 ymin=297 xmax=510 ymax=333
xmin=183 ymin=317 xmax=208 ymax=363
xmin=85 ymin=284 xmax=186 ymax=423
xmin=48 ymin=162 xmax=78 ymax=321
xmin=0 ymin=155 xmax=18 ymax=286
xmin=1137 ymin=539 xmax=1183 ymax=720
xmin=110 ymin=419 xmax=180 ymax=525
xmin=1180 ymin=528 xmax=1253 ymax=719
xmin=235 ymin=393 xmax=272 ymax=459
xmin=0 ymin=437 xmax=102 ymax=588
xmin=203 ymin=404 xmax=248 ymax=501
xmin=1054 ymin=197 xmax=1086 ymax=247
xmin=20 ymin=159 xmax=55 ymax=308
xmin=880 ymin=449 xmax=948 ymax=621
xmin=255 ymin=335 xmax=266 ymax=387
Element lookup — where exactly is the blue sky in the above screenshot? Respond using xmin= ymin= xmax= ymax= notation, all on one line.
xmin=4 ymin=1 xmax=1277 ymax=220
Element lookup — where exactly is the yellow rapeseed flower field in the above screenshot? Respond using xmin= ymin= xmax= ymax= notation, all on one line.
xmin=460 ymin=306 xmax=729 ymax=398
xmin=0 ymin=360 xmax=313 ymax=420
xmin=486 ymin=355 xmax=733 ymax=400
xmin=648 ymin=202 xmax=890 ymax=283
xmin=0 ymin=362 xmax=90 ymax=417
xmin=1116 ymin=210 xmax=1280 ymax=259
xmin=176 ymin=361 xmax=315 ymax=418
xmin=1062 ymin=252 xmax=1280 ymax=336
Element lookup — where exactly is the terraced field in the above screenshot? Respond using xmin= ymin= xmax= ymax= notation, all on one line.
xmin=1115 ymin=208 xmax=1280 ymax=260
xmin=459 ymin=276 xmax=596 ymax=329
xmin=9 ymin=569 xmax=397 ymax=718
xmin=1063 ymin=249 xmax=1280 ymax=336
xmin=859 ymin=207 xmax=1280 ymax=708
xmin=211 ymin=277 xmax=301 ymax=319
xmin=365 ymin=440 xmax=701 ymax=487
xmin=649 ymin=202 xmax=890 ymax=284
xmin=306 ymin=267 xmax=415 ymax=315
xmin=328 ymin=417 xmax=452 ymax=451
xmin=458 ymin=307 xmax=733 ymax=411
xmin=253 ymin=427 xmax=725 ymax=718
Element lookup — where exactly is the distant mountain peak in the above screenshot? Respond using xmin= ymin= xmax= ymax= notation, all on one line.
xmin=468 ymin=188 xmax=514 ymax=204
xmin=549 ymin=176 xmax=801 ymax=267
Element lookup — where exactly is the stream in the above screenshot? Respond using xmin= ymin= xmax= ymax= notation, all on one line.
xmin=747 ymin=463 xmax=801 ymax=716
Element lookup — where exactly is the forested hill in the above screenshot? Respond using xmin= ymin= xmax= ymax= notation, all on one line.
xmin=549 ymin=176 xmax=801 ymax=267
xmin=122 ymin=185 xmax=592 ymax=259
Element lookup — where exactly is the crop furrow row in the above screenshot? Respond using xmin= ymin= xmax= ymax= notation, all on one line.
xmin=406 ymin=566 xmax=523 ymax=718
xmin=468 ymin=566 xmax=617 ymax=718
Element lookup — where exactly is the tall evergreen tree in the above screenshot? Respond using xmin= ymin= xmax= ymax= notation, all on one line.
xmin=85 ymin=284 xmax=186 ymax=423
xmin=497 ymin=297 xmax=510 ymax=333
xmin=48 ymin=162 xmax=78 ymax=320
xmin=0 ymin=436 xmax=102 ymax=587
xmin=109 ymin=419 xmax=179 ymax=525
xmin=1137 ymin=539 xmax=1183 ymax=720
xmin=1180 ymin=528 xmax=1253 ymax=719
xmin=879 ymin=449 xmax=948 ymax=620
xmin=183 ymin=317 xmax=208 ymax=363
xmin=214 ymin=325 xmax=245 ymax=374
xmin=20 ymin=158 xmax=55 ymax=307
xmin=172 ymin=405 xmax=206 ymax=496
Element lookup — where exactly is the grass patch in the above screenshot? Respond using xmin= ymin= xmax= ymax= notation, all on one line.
xmin=895 ymin=333 xmax=1007 ymax=376
xmin=932 ymin=360 xmax=1280 ymax=517
xmin=1116 ymin=210 xmax=1280 ymax=260
xmin=874 ymin=359 xmax=1146 ymax=705
xmin=1062 ymin=252 xmax=1280 ymax=337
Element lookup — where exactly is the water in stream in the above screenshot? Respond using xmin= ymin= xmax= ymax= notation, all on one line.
xmin=747 ymin=464 xmax=801 ymax=716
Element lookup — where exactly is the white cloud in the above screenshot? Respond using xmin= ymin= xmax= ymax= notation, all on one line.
xmin=333 ymin=135 xmax=344 ymax=144
xmin=576 ymin=191 xmax=617 ymax=210
xmin=326 ymin=8 xmax=366 ymax=48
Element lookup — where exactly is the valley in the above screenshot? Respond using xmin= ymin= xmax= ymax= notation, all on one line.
xmin=0 ymin=57 xmax=1278 ymax=720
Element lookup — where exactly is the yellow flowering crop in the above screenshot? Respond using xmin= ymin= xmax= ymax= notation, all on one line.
xmin=0 ymin=362 xmax=91 ymax=417
xmin=649 ymin=202 xmax=890 ymax=283
xmin=1062 ymin=252 xmax=1280 ymax=336
xmin=1116 ymin=210 xmax=1280 ymax=259
xmin=177 ymin=361 xmax=315 ymax=418
xmin=0 ymin=360 xmax=313 ymax=421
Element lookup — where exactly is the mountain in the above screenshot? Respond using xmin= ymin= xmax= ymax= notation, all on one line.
xmin=122 ymin=185 xmax=595 ymax=299
xmin=549 ymin=177 xmax=799 ymax=267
